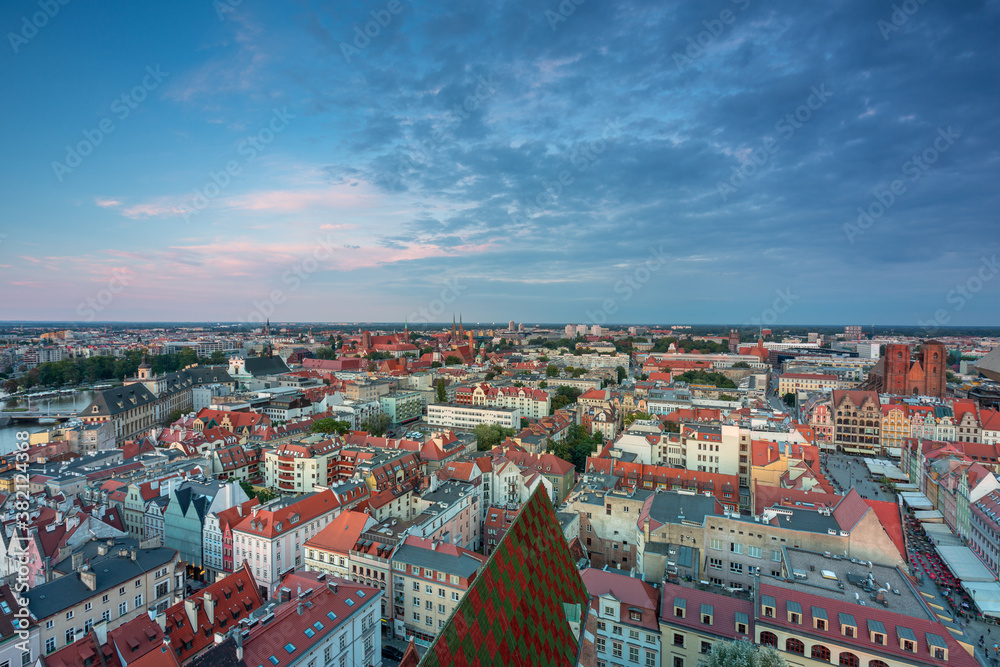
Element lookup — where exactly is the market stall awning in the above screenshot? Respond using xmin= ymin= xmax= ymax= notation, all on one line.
xmin=962 ymin=582 xmax=1000 ymax=618
xmin=900 ymin=492 xmax=933 ymax=510
xmin=913 ymin=510 xmax=944 ymax=522
xmin=935 ymin=545 xmax=997 ymax=582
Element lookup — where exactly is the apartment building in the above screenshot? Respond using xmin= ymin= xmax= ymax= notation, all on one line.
xmin=262 ymin=435 xmax=340 ymax=494
xmin=582 ymin=568 xmax=661 ymax=667
xmin=778 ymin=373 xmax=841 ymax=396
xmin=659 ymin=582 xmax=753 ymax=667
xmin=24 ymin=539 xmax=180 ymax=657
xmin=303 ymin=511 xmax=378 ymax=581
xmin=203 ymin=498 xmax=259 ymax=583
xmin=390 ymin=536 xmax=485 ymax=645
xmin=426 ymin=404 xmax=520 ymax=430
xmin=231 ymin=490 xmax=348 ymax=597
xmin=832 ymin=390 xmax=882 ymax=455
xmin=455 ymin=383 xmax=552 ymax=420
xmin=379 ymin=390 xmax=424 ymax=425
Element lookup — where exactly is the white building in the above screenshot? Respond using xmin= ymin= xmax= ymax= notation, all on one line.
xmin=426 ymin=404 xmax=520 ymax=431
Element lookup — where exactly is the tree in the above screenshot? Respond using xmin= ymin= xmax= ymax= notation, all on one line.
xmin=615 ymin=365 xmax=627 ymax=383
xmin=538 ymin=380 xmax=547 ymax=389
xmin=359 ymin=413 xmax=392 ymax=437
xmin=551 ymin=386 xmax=582 ymax=413
xmin=699 ymin=639 xmax=786 ymax=667
xmin=946 ymin=370 xmax=959 ymax=383
xmin=436 ymin=379 xmax=447 ymax=403
xmin=475 ymin=423 xmax=515 ymax=451
xmin=546 ymin=364 xmax=560 ymax=378
xmin=209 ymin=350 xmax=227 ymax=365
xmin=782 ymin=392 xmax=796 ymax=407
xmin=732 ymin=361 xmax=751 ymax=368
xmin=485 ymin=372 xmax=496 ymax=381
xmin=240 ymin=480 xmax=278 ymax=504
xmin=310 ymin=417 xmax=351 ymax=436
xmin=623 ymin=411 xmax=652 ymax=428
xmin=547 ymin=425 xmax=603 ymax=471
xmin=675 ymin=370 xmax=737 ymax=388
xmin=521 ymin=417 xmax=529 ymax=428
xmin=444 ymin=355 xmax=462 ymax=366
xmin=315 ymin=347 xmax=337 ymax=360
xmin=431 ymin=361 xmax=442 ymax=368
xmin=166 ymin=409 xmax=184 ymax=424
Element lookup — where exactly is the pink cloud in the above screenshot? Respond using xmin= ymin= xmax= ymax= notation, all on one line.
xmin=95 ymin=198 xmax=122 ymax=208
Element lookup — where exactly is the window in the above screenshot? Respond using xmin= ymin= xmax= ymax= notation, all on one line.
xmin=730 ymin=562 xmax=743 ymax=574
xmin=629 ymin=646 xmax=639 ymax=662
xmin=156 ymin=582 xmax=169 ymax=598
xmin=786 ymin=638 xmax=804 ymax=655
xmin=119 ymin=587 xmax=126 ymax=595
xmin=596 ymin=638 xmax=606 ymax=653
xmin=730 ymin=543 xmax=743 ymax=554
xmin=673 ymin=633 xmax=684 ymax=647
xmin=748 ymin=545 xmax=762 ymax=558
xmin=119 ymin=602 xmax=128 ymax=617
xmin=701 ymin=641 xmax=711 ymax=654
xmin=710 ymin=539 xmax=723 ymax=550
xmin=646 ymin=652 xmax=657 ymax=667
xmin=135 ymin=594 xmax=143 ymax=608
xmin=45 ymin=638 xmax=56 ymax=654
xmin=812 ymin=645 xmax=831 ymax=661
xmin=629 ymin=628 xmax=639 ymax=639
xmin=772 ymin=550 xmax=781 ymax=561
xmin=102 ymin=595 xmax=109 ymax=603
xmin=839 ymin=652 xmax=859 ymax=667
xmin=869 ymin=661 xmax=889 ymax=667
xmin=612 ymin=642 xmax=623 ymax=659
xmin=612 ymin=625 xmax=623 ymax=636
xmin=85 ymin=602 xmax=92 ymax=612
xmin=759 ymin=632 xmax=778 ymax=647
xmin=135 ymin=579 xmax=142 ymax=588
xmin=709 ymin=558 xmax=722 ymax=570
xmin=65 ymin=628 xmax=76 ymax=645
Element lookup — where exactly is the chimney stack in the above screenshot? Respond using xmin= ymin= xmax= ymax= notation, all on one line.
xmin=204 ymin=592 xmax=215 ymax=625
xmin=184 ymin=599 xmax=198 ymax=629
xmin=297 ymin=602 xmax=304 ymax=616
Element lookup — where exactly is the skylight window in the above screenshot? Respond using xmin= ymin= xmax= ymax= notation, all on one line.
xmin=313 ymin=621 xmax=324 ymax=631
xmin=284 ymin=643 xmax=295 ymax=653
xmin=303 ymin=628 xmax=314 ymax=638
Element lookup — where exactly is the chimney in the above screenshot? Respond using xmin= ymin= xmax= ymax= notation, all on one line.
xmin=162 ymin=636 xmax=171 ymax=651
xmin=234 ymin=627 xmax=244 ymax=661
xmin=72 ymin=552 xmax=83 ymax=569
xmin=297 ymin=602 xmax=304 ymax=616
xmin=204 ymin=592 xmax=215 ymax=625
xmin=94 ymin=620 xmax=109 ymax=646
xmin=80 ymin=568 xmax=97 ymax=591
xmin=154 ymin=612 xmax=166 ymax=631
xmin=184 ymin=598 xmax=198 ymax=629
xmin=130 ymin=548 xmax=138 ymax=562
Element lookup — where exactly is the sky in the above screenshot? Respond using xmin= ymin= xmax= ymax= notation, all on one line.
xmin=1 ymin=0 xmax=998 ymax=327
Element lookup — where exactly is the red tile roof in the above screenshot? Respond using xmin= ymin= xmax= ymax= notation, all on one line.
xmin=233 ymin=490 xmax=343 ymax=539
xmin=581 ymin=568 xmax=659 ymax=631
xmin=304 ymin=510 xmax=375 ymax=554
xmin=863 ymin=497 xmax=906 ymax=558
xmin=659 ymin=581 xmax=753 ymax=640
xmin=832 ymin=488 xmax=871 ymax=532
xmin=161 ymin=563 xmax=264 ymax=664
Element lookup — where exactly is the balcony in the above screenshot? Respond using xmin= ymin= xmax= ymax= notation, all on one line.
xmin=279 ymin=481 xmax=296 ymax=490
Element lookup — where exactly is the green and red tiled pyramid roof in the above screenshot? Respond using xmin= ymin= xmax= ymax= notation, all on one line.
xmin=419 ymin=486 xmax=589 ymax=667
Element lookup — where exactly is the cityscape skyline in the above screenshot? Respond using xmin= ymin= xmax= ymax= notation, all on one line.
xmin=1 ymin=1 xmax=998 ymax=324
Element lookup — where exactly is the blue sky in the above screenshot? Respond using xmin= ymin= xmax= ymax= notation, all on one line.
xmin=1 ymin=0 xmax=998 ymax=326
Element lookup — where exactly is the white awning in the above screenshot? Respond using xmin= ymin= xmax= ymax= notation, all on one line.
xmin=962 ymin=582 xmax=1000 ymax=617
xmin=900 ymin=492 xmax=933 ymax=510
xmin=913 ymin=510 xmax=943 ymax=522
xmin=935 ymin=545 xmax=996 ymax=582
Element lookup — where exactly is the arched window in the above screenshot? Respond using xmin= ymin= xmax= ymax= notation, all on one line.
xmin=812 ymin=645 xmax=831 ymax=662
xmin=786 ymin=638 xmax=805 ymax=655
xmin=760 ymin=631 xmax=778 ymax=648
xmin=840 ymin=652 xmax=859 ymax=667
xmin=870 ymin=660 xmax=889 ymax=667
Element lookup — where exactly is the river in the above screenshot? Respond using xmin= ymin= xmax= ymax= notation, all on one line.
xmin=0 ymin=390 xmax=98 ymax=455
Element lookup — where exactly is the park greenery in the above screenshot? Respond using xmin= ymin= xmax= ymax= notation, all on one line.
xmin=698 ymin=639 xmax=786 ymax=667
xmin=475 ymin=423 xmax=516 ymax=451
xmin=547 ymin=425 xmax=604 ymax=471
xmin=674 ymin=370 xmax=737 ymax=388
xmin=310 ymin=418 xmax=351 ymax=436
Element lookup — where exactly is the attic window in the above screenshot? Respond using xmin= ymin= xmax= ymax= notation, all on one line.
xmin=839 ymin=613 xmax=857 ymax=638
xmin=674 ymin=598 xmax=686 ymax=618
xmin=701 ymin=604 xmax=713 ymax=625
xmin=787 ymin=601 xmax=802 ymax=624
xmin=761 ymin=595 xmax=776 ymax=618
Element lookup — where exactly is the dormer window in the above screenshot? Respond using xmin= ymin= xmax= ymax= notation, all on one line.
xmin=897 ymin=626 xmax=917 ymax=652
xmin=839 ymin=613 xmax=856 ymax=638
xmin=787 ymin=601 xmax=801 ymax=624
xmin=674 ymin=598 xmax=686 ymax=619
xmin=701 ymin=604 xmax=713 ymax=626
xmin=868 ymin=619 xmax=886 ymax=645
xmin=926 ymin=633 xmax=947 ymax=660
xmin=735 ymin=612 xmax=749 ymax=635
xmin=761 ymin=595 xmax=776 ymax=618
